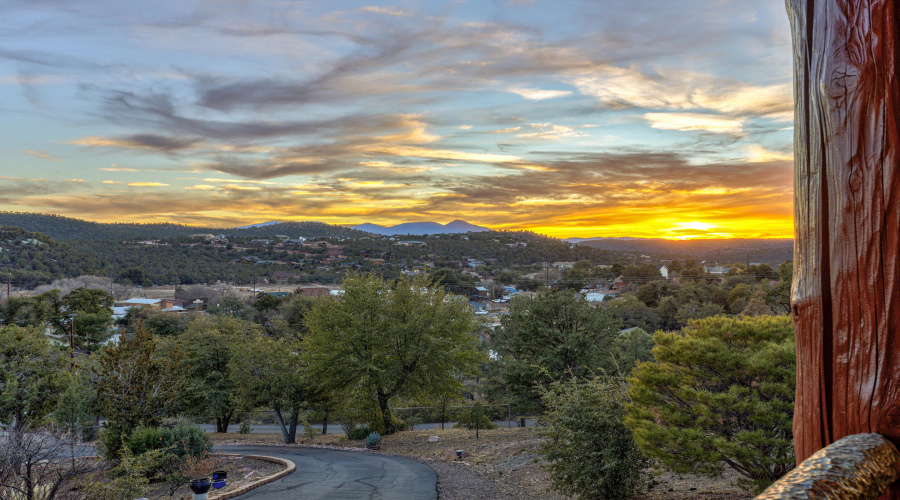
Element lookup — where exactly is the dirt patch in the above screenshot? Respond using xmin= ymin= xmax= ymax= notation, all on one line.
xmin=143 ymin=456 xmax=285 ymax=500
xmin=210 ymin=429 xmax=753 ymax=500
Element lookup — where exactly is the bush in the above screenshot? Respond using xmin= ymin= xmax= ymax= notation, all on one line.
xmin=239 ymin=421 xmax=251 ymax=434
xmin=125 ymin=426 xmax=163 ymax=456
xmin=159 ymin=423 xmax=212 ymax=459
xmin=625 ymin=315 xmax=795 ymax=493
xmin=115 ymin=423 xmax=210 ymax=460
xmin=347 ymin=426 xmax=372 ymax=440
xmin=538 ymin=377 xmax=650 ymax=500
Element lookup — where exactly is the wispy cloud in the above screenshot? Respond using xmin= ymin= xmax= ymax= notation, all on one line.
xmin=643 ymin=112 xmax=746 ymax=134
xmin=25 ymin=150 xmax=63 ymax=162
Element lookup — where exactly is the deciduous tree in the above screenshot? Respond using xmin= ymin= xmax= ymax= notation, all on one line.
xmin=304 ymin=273 xmax=483 ymax=433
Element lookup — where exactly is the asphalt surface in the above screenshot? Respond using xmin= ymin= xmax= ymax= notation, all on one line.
xmin=217 ymin=445 xmax=437 ymax=500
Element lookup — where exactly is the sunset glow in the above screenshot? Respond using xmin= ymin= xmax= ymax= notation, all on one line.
xmin=0 ymin=0 xmax=794 ymax=240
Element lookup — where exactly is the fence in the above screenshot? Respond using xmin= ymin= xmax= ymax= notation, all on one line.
xmin=180 ymin=406 xmax=536 ymax=435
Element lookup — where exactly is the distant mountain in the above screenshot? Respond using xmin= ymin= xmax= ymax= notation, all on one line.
xmin=353 ymin=220 xmax=491 ymax=236
xmin=235 ymin=221 xmax=282 ymax=229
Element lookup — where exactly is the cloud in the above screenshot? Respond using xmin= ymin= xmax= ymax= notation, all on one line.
xmin=127 ymin=182 xmax=169 ymax=187
xmin=359 ymin=6 xmax=412 ymax=17
xmin=25 ymin=150 xmax=63 ymax=161
xmin=72 ymin=134 xmax=200 ymax=152
xmin=98 ymin=167 xmax=139 ymax=172
xmin=101 ymin=180 xmax=121 ymax=184
xmin=745 ymin=144 xmax=792 ymax=163
xmin=643 ymin=113 xmax=746 ymax=134
xmin=508 ymin=87 xmax=573 ymax=101
xmin=65 ymin=178 xmax=84 ymax=182
xmin=515 ymin=123 xmax=590 ymax=140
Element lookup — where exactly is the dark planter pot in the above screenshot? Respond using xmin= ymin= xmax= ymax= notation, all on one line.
xmin=189 ymin=478 xmax=211 ymax=495
xmin=366 ymin=444 xmax=381 ymax=450
xmin=212 ymin=479 xmax=226 ymax=489
xmin=455 ymin=450 xmax=463 ymax=458
xmin=212 ymin=471 xmax=227 ymax=480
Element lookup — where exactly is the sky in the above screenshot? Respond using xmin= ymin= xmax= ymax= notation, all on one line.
xmin=0 ymin=0 xmax=795 ymax=239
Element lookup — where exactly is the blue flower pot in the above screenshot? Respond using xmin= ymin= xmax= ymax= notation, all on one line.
xmin=189 ymin=478 xmax=211 ymax=495
xmin=212 ymin=479 xmax=226 ymax=489
xmin=212 ymin=471 xmax=227 ymax=480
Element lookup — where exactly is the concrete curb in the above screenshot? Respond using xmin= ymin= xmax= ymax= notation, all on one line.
xmin=208 ymin=455 xmax=296 ymax=500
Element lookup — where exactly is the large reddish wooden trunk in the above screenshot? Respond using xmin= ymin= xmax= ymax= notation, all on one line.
xmin=788 ymin=0 xmax=900 ymax=487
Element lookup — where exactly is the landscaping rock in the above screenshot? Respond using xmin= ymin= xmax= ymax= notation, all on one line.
xmin=428 ymin=435 xmax=440 ymax=442
xmin=441 ymin=449 xmax=459 ymax=462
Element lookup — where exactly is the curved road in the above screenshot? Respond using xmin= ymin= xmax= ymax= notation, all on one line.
xmin=217 ymin=445 xmax=437 ymax=500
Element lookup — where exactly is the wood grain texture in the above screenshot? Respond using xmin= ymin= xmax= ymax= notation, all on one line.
xmin=788 ymin=0 xmax=900 ymax=495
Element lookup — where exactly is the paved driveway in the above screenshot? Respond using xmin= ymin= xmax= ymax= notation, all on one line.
xmin=217 ymin=445 xmax=437 ymax=500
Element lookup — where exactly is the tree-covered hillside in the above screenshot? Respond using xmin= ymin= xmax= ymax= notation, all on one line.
xmin=0 ymin=213 xmax=368 ymax=241
xmin=0 ymin=227 xmax=101 ymax=287
xmin=577 ymin=238 xmax=793 ymax=264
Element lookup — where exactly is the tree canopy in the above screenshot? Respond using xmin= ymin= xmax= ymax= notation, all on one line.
xmin=303 ymin=272 xmax=484 ymax=433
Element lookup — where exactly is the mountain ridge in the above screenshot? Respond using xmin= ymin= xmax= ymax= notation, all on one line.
xmin=352 ymin=219 xmax=491 ymax=236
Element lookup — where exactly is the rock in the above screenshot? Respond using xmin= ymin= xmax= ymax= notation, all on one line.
xmin=441 ymin=449 xmax=458 ymax=462
xmin=428 ymin=435 xmax=440 ymax=442
xmin=459 ymin=451 xmax=470 ymax=460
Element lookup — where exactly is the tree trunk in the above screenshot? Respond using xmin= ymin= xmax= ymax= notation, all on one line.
xmin=273 ymin=407 xmax=300 ymax=443
xmin=788 ymin=1 xmax=900 ymax=496
xmin=322 ymin=410 xmax=328 ymax=436
xmin=215 ymin=411 xmax=232 ymax=433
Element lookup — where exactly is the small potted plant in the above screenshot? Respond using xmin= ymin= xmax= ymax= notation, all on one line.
xmin=189 ymin=477 xmax=212 ymax=500
xmin=365 ymin=431 xmax=382 ymax=450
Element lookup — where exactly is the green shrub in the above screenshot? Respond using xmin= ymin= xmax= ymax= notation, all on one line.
xmin=538 ymin=377 xmax=650 ymax=500
xmin=625 ymin=315 xmax=795 ymax=493
xmin=239 ymin=421 xmax=251 ymax=434
xmin=125 ymin=426 xmax=163 ymax=456
xmin=159 ymin=423 xmax=211 ymax=459
xmin=347 ymin=426 xmax=372 ymax=440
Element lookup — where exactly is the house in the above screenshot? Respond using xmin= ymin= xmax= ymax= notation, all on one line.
xmin=612 ymin=275 xmax=627 ymax=290
xmin=398 ymin=241 xmax=426 ymax=247
xmin=584 ymin=292 xmax=619 ymax=303
xmin=283 ymin=238 xmax=306 ymax=246
xmin=553 ymin=262 xmax=576 ymax=269
xmin=250 ymin=239 xmax=272 ymax=246
xmin=704 ymin=266 xmax=732 ymax=274
xmin=262 ymin=291 xmax=291 ymax=299
xmin=469 ymin=301 xmax=487 ymax=313
xmin=505 ymin=242 xmax=527 ymax=248
xmin=475 ymin=286 xmax=489 ymax=299
xmin=658 ymin=265 xmax=670 ymax=279
xmin=467 ymin=260 xmax=485 ymax=268
xmin=119 ymin=298 xmax=175 ymax=310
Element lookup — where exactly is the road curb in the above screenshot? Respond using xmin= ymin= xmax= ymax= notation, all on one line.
xmin=209 ymin=455 xmax=296 ymax=500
